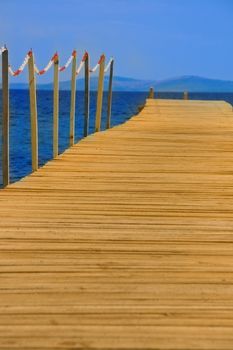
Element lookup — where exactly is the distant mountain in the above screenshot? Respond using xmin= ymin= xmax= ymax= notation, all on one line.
xmin=5 ymin=75 xmax=233 ymax=92
xmin=155 ymin=75 xmax=233 ymax=92
xmin=36 ymin=76 xmax=153 ymax=92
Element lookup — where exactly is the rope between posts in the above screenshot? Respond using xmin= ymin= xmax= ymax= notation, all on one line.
xmin=8 ymin=51 xmax=31 ymax=76
xmin=34 ymin=52 xmax=58 ymax=75
xmin=75 ymin=52 xmax=88 ymax=76
xmin=59 ymin=50 xmax=76 ymax=72
xmin=89 ymin=63 xmax=99 ymax=73
xmin=89 ymin=54 xmax=105 ymax=73
xmin=0 ymin=46 xmax=6 ymax=55
xmin=76 ymin=61 xmax=84 ymax=75
xmin=34 ymin=51 xmax=77 ymax=75
xmin=104 ymin=58 xmax=113 ymax=73
xmin=1 ymin=47 xmax=113 ymax=77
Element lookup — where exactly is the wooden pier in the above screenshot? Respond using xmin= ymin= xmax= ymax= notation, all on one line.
xmin=1 ymin=98 xmax=233 ymax=349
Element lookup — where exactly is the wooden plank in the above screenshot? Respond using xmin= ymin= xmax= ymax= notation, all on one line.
xmin=2 ymin=49 xmax=9 ymax=187
xmin=28 ymin=51 xmax=38 ymax=171
xmin=1 ymin=326 xmax=233 ymax=350
xmin=106 ymin=59 xmax=114 ymax=129
xmin=0 ymin=99 xmax=232 ymax=349
xmin=184 ymin=91 xmax=189 ymax=100
xmin=53 ymin=54 xmax=59 ymax=158
xmin=148 ymin=87 xmax=154 ymax=98
xmin=84 ymin=53 xmax=90 ymax=137
xmin=69 ymin=51 xmax=77 ymax=146
xmin=95 ymin=55 xmax=105 ymax=132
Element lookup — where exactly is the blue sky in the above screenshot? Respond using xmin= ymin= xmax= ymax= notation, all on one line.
xmin=0 ymin=0 xmax=232 ymax=82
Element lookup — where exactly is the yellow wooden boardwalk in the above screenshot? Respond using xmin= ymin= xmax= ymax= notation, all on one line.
xmin=1 ymin=98 xmax=233 ymax=349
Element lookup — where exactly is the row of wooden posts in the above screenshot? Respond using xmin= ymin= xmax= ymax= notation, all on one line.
xmin=1 ymin=49 xmax=114 ymax=187
xmin=148 ymin=87 xmax=189 ymax=100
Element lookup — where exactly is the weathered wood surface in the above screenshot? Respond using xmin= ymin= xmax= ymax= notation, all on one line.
xmin=2 ymin=49 xmax=9 ymax=187
xmin=1 ymin=98 xmax=233 ymax=349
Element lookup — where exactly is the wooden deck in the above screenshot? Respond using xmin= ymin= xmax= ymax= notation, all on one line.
xmin=1 ymin=98 xmax=233 ymax=349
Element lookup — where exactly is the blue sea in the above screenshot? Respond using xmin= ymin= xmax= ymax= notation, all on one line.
xmin=0 ymin=90 xmax=233 ymax=187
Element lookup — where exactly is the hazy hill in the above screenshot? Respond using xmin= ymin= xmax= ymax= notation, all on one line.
xmin=32 ymin=76 xmax=153 ymax=91
xmin=4 ymin=75 xmax=233 ymax=92
xmin=155 ymin=75 xmax=233 ymax=92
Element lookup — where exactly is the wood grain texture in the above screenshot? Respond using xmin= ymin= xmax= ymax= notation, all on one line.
xmin=28 ymin=52 xmax=38 ymax=172
xmin=84 ymin=54 xmax=90 ymax=137
xmin=69 ymin=52 xmax=77 ymax=146
xmin=95 ymin=56 xmax=105 ymax=132
xmin=1 ymin=98 xmax=233 ymax=349
xmin=2 ymin=49 xmax=9 ymax=187
xmin=53 ymin=56 xmax=59 ymax=158
xmin=106 ymin=59 xmax=114 ymax=129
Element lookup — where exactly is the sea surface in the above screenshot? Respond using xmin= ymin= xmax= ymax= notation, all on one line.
xmin=0 ymin=90 xmax=233 ymax=187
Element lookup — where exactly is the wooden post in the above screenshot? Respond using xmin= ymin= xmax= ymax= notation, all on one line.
xmin=106 ymin=59 xmax=114 ymax=129
xmin=28 ymin=51 xmax=38 ymax=172
xmin=184 ymin=91 xmax=189 ymax=100
xmin=84 ymin=53 xmax=90 ymax=137
xmin=2 ymin=49 xmax=9 ymax=187
xmin=148 ymin=87 xmax=154 ymax=99
xmin=95 ymin=55 xmax=105 ymax=132
xmin=53 ymin=54 xmax=59 ymax=158
xmin=69 ymin=51 xmax=76 ymax=146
